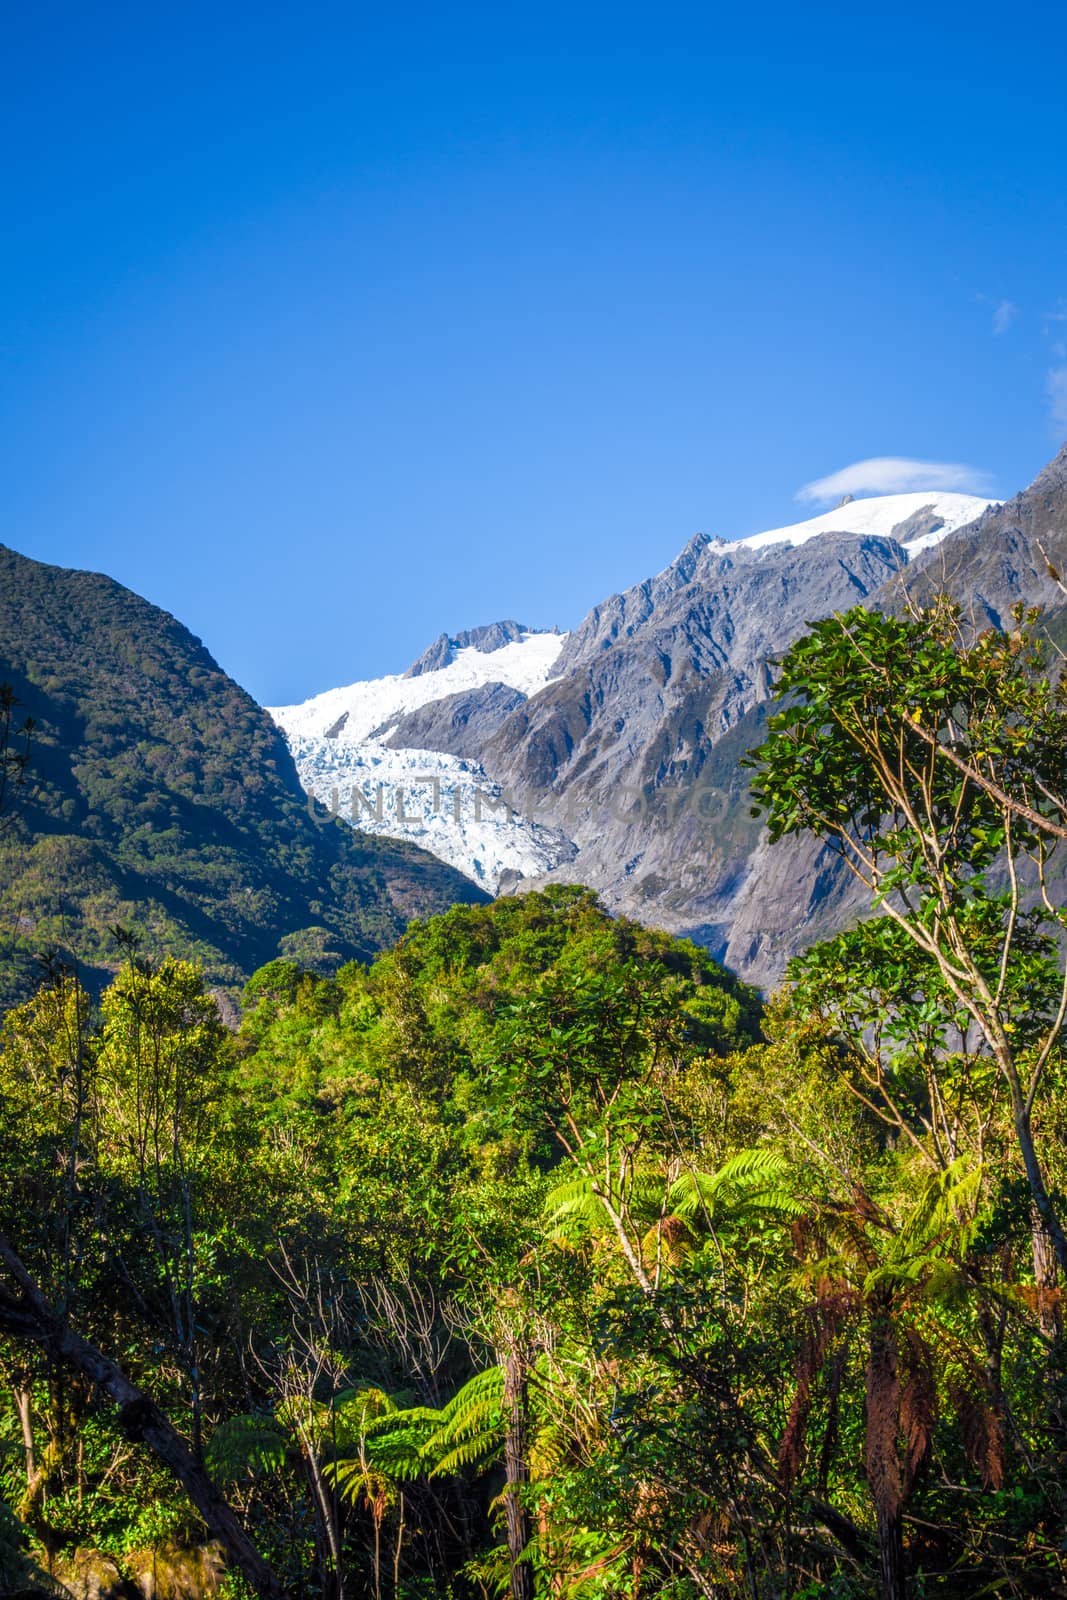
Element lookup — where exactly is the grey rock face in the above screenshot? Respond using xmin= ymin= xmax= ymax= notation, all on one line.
xmin=889 ymin=506 xmax=947 ymax=546
xmin=470 ymin=533 xmax=919 ymax=987
xmin=884 ymin=443 xmax=1067 ymax=627
xmin=482 ymin=452 xmax=1065 ymax=988
xmin=375 ymin=681 xmax=527 ymax=758
xmin=484 ymin=533 xmax=912 ymax=801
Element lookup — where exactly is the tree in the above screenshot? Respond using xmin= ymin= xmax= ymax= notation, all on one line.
xmin=781 ymin=1161 xmax=993 ymax=1600
xmin=0 ymin=684 xmax=33 ymax=833
xmin=0 ymin=1235 xmax=286 ymax=1600
xmin=0 ymin=958 xmax=288 ymax=1598
xmin=748 ymin=600 xmax=1067 ymax=1277
xmin=98 ymin=954 xmax=231 ymax=1460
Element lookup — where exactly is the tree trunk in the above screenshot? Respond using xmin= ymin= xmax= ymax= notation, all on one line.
xmin=503 ymin=1345 xmax=534 ymax=1600
xmin=0 ymin=1234 xmax=288 ymax=1600
xmin=1031 ymin=1211 xmax=1063 ymax=1343
xmin=866 ymin=1304 xmax=906 ymax=1600
xmin=876 ymin=1502 xmax=906 ymax=1600
xmin=1004 ymin=1064 xmax=1067 ymax=1278
xmin=300 ymin=1432 xmax=344 ymax=1600
xmin=13 ymin=1384 xmax=35 ymax=1481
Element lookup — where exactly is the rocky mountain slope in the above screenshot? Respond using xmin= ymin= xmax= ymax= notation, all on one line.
xmin=891 ymin=442 xmax=1067 ymax=625
xmin=705 ymin=448 xmax=1067 ymax=984
xmin=272 ymin=491 xmax=999 ymax=976
xmin=481 ymin=491 xmax=1001 ymax=982
xmin=0 ymin=545 xmax=485 ymax=1006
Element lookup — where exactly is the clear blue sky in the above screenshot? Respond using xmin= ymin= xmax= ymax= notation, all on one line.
xmin=3 ymin=2 xmax=1066 ymax=704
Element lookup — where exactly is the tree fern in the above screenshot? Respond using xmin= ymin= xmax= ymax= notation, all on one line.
xmin=865 ymin=1159 xmax=983 ymax=1300
xmin=424 ymin=1364 xmax=506 ymax=1478
xmin=669 ymin=1148 xmax=806 ymax=1229
xmin=204 ymin=1413 xmax=288 ymax=1482
xmin=329 ymin=1368 xmax=508 ymax=1499
xmin=545 ymin=1167 xmax=671 ymax=1244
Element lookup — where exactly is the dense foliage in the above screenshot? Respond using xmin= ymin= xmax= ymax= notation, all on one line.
xmin=0 ymin=599 xmax=1065 ymax=1600
xmin=0 ymin=544 xmax=484 ymax=1008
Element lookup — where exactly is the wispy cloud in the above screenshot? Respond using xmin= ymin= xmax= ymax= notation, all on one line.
xmin=796 ymin=457 xmax=994 ymax=505
xmin=992 ymin=299 xmax=1019 ymax=335
xmin=1048 ymin=368 xmax=1067 ymax=432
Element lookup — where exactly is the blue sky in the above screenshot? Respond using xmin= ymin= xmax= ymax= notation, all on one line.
xmin=3 ymin=2 xmax=1066 ymax=704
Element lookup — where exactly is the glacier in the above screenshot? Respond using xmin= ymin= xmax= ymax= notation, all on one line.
xmin=270 ymin=631 xmax=577 ymax=893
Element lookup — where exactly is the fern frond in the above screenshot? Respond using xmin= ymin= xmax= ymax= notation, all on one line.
xmin=640 ymin=1214 xmax=696 ymax=1267
xmin=430 ymin=1425 xmax=505 ymax=1478
xmin=436 ymin=1364 xmax=505 ymax=1420
xmin=529 ymin=1420 xmax=571 ymax=1479
xmin=669 ymin=1149 xmax=804 ymax=1227
xmin=892 ymin=1159 xmax=982 ymax=1260
xmin=331 ymin=1385 xmax=401 ymax=1435
xmin=545 ymin=1168 xmax=670 ymax=1243
xmin=424 ymin=1365 xmax=506 ymax=1478
xmin=204 ymin=1413 xmax=288 ymax=1482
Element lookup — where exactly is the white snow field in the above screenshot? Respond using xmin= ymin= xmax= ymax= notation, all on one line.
xmin=729 ymin=490 xmax=995 ymax=554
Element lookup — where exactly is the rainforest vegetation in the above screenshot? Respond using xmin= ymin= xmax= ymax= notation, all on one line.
xmin=1 ymin=599 xmax=1066 ymax=1600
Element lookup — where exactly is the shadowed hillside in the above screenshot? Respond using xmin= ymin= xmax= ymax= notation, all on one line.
xmin=0 ymin=545 xmax=485 ymax=1004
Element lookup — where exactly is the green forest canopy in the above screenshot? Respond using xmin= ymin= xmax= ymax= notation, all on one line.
xmin=1 ymin=600 xmax=1066 ymax=1600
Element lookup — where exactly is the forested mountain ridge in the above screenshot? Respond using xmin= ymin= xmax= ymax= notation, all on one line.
xmin=0 ymin=544 xmax=485 ymax=1005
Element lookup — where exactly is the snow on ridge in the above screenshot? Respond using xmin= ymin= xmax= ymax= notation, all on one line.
xmin=269 ymin=628 xmax=566 ymax=744
xmin=728 ymin=490 xmax=996 ymax=555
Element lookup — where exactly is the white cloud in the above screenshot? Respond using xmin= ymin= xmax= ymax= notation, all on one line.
xmin=1048 ymin=367 xmax=1067 ymax=432
xmin=796 ymin=457 xmax=994 ymax=505
xmin=992 ymin=299 xmax=1019 ymax=335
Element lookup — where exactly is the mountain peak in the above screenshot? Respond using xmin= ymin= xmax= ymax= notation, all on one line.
xmin=665 ymin=532 xmax=712 ymax=585
xmin=404 ymin=620 xmax=558 ymax=678
xmin=1028 ymin=439 xmax=1067 ymax=497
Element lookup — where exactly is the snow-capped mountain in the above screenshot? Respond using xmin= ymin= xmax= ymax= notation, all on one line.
xmin=269 ymin=476 xmax=1067 ymax=985
xmin=274 ymin=627 xmax=566 ymax=745
xmin=271 ymin=491 xmax=993 ymax=902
